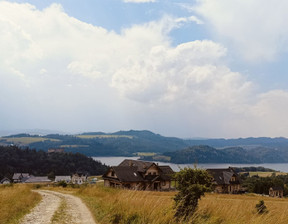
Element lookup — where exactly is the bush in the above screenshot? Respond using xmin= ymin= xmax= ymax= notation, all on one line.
xmin=57 ymin=180 xmax=67 ymax=188
xmin=174 ymin=167 xmax=212 ymax=220
xmin=255 ymin=200 xmax=268 ymax=214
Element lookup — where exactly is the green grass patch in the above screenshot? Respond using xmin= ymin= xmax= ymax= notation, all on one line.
xmin=51 ymin=199 xmax=71 ymax=224
xmin=247 ymin=172 xmax=287 ymax=177
xmin=0 ymin=137 xmax=60 ymax=145
xmin=136 ymin=152 xmax=156 ymax=156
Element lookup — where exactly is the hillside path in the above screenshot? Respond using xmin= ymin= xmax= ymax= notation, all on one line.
xmin=20 ymin=190 xmax=96 ymax=224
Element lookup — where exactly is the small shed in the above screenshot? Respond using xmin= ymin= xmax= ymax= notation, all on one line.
xmin=55 ymin=176 xmax=71 ymax=183
xmin=12 ymin=173 xmax=30 ymax=183
xmin=0 ymin=177 xmax=11 ymax=184
xmin=24 ymin=176 xmax=52 ymax=184
xmin=269 ymin=186 xmax=283 ymax=198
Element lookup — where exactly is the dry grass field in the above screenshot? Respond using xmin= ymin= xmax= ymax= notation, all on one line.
xmin=51 ymin=184 xmax=288 ymax=224
xmin=0 ymin=184 xmax=41 ymax=224
xmin=3 ymin=183 xmax=288 ymax=224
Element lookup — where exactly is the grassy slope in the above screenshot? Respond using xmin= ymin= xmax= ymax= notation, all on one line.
xmin=49 ymin=184 xmax=288 ymax=224
xmin=3 ymin=183 xmax=288 ymax=224
xmin=0 ymin=137 xmax=60 ymax=144
xmin=0 ymin=184 xmax=41 ymax=224
xmin=247 ymin=171 xmax=287 ymax=177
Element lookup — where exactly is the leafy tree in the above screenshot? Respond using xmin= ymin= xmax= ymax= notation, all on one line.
xmin=174 ymin=167 xmax=212 ymax=220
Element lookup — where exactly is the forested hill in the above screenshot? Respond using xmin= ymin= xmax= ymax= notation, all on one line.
xmin=1 ymin=131 xmax=288 ymax=161
xmin=0 ymin=145 xmax=108 ymax=180
xmin=0 ymin=130 xmax=188 ymax=156
xmin=161 ymin=145 xmax=288 ymax=164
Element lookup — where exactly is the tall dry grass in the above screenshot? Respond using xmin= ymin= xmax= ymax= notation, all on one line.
xmin=51 ymin=184 xmax=288 ymax=224
xmin=76 ymin=185 xmax=176 ymax=224
xmin=196 ymin=193 xmax=288 ymax=224
xmin=0 ymin=184 xmax=41 ymax=224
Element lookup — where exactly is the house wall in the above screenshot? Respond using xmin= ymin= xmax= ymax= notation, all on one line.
xmin=214 ymin=184 xmax=241 ymax=194
xmin=104 ymin=180 xmax=111 ymax=187
xmin=269 ymin=190 xmax=283 ymax=198
xmin=214 ymin=185 xmax=224 ymax=193
xmin=106 ymin=170 xmax=118 ymax=178
xmin=72 ymin=175 xmax=87 ymax=184
xmin=145 ymin=165 xmax=159 ymax=176
xmin=160 ymin=180 xmax=171 ymax=190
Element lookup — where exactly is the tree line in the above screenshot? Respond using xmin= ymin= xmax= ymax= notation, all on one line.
xmin=0 ymin=145 xmax=108 ymax=180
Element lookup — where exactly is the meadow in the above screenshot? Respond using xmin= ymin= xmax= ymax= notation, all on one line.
xmin=0 ymin=137 xmax=60 ymax=144
xmin=0 ymin=184 xmax=41 ymax=224
xmin=2 ymin=183 xmax=288 ymax=224
xmin=53 ymin=184 xmax=288 ymax=224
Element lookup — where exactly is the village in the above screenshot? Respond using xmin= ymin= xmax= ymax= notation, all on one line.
xmin=1 ymin=159 xmax=284 ymax=198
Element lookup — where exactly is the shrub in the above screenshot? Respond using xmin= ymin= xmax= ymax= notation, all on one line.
xmin=255 ymin=200 xmax=268 ymax=214
xmin=174 ymin=167 xmax=212 ymax=220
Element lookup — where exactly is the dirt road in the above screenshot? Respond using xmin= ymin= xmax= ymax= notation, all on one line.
xmin=20 ymin=190 xmax=96 ymax=224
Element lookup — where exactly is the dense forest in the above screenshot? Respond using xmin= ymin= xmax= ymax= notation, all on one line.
xmin=0 ymin=145 xmax=108 ymax=180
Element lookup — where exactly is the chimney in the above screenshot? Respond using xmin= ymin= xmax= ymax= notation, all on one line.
xmin=129 ymin=161 xmax=132 ymax=167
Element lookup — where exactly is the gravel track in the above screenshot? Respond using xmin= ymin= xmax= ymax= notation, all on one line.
xmin=20 ymin=190 xmax=96 ymax=224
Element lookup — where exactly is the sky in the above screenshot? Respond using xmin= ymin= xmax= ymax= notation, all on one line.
xmin=1 ymin=0 xmax=288 ymax=138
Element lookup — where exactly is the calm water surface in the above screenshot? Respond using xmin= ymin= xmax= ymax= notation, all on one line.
xmin=93 ymin=157 xmax=288 ymax=172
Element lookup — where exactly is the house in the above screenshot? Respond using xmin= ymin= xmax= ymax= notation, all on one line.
xmin=207 ymin=167 xmax=241 ymax=194
xmin=12 ymin=173 xmax=30 ymax=183
xmin=102 ymin=159 xmax=174 ymax=191
xmin=72 ymin=171 xmax=88 ymax=184
xmin=269 ymin=186 xmax=283 ymax=198
xmin=24 ymin=176 xmax=52 ymax=184
xmin=55 ymin=176 xmax=71 ymax=183
xmin=0 ymin=177 xmax=11 ymax=184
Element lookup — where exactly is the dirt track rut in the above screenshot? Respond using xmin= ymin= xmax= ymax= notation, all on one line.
xmin=20 ymin=190 xmax=96 ymax=224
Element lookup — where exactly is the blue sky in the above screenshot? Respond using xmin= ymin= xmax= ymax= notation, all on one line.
xmin=1 ymin=0 xmax=288 ymax=138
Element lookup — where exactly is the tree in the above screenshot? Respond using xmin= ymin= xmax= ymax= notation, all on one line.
xmin=174 ymin=167 xmax=212 ymax=220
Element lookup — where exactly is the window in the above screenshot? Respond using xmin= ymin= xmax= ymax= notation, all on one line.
xmin=153 ymin=172 xmax=157 ymax=175
xmin=111 ymin=171 xmax=115 ymax=177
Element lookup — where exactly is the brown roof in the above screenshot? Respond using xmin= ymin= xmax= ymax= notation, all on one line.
xmin=103 ymin=159 xmax=174 ymax=183
xmin=270 ymin=186 xmax=283 ymax=191
xmin=207 ymin=168 xmax=240 ymax=185
xmin=118 ymin=159 xmax=154 ymax=173
xmin=159 ymin=166 xmax=175 ymax=181
xmin=112 ymin=166 xmax=144 ymax=182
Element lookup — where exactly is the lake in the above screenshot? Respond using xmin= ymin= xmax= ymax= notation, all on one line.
xmin=93 ymin=156 xmax=288 ymax=172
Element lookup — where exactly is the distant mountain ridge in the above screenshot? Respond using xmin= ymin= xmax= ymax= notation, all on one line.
xmin=1 ymin=130 xmax=288 ymax=163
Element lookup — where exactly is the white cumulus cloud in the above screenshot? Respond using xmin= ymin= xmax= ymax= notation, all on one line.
xmin=193 ymin=0 xmax=288 ymax=62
